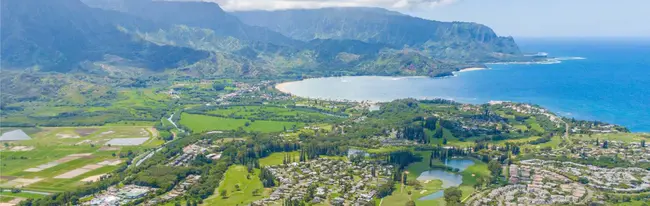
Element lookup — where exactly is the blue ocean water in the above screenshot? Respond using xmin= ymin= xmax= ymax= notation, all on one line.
xmin=281 ymin=38 xmax=650 ymax=132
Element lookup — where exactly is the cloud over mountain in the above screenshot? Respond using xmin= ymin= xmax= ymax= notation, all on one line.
xmin=205 ymin=0 xmax=458 ymax=11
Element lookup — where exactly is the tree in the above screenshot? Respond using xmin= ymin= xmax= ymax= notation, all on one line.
xmin=252 ymin=188 xmax=261 ymax=196
xmin=220 ymin=189 xmax=228 ymax=198
xmin=11 ymin=188 xmax=21 ymax=193
xmin=377 ymin=180 xmax=395 ymax=198
xmin=405 ymin=200 xmax=416 ymax=206
xmin=603 ymin=140 xmax=609 ymax=149
xmin=578 ymin=177 xmax=590 ymax=184
xmin=443 ymin=138 xmax=448 ymax=145
xmin=212 ymin=83 xmax=227 ymax=91
xmin=642 ymin=140 xmax=646 ymax=147
xmin=444 ymin=187 xmax=462 ymax=205
xmin=475 ymin=177 xmax=485 ymax=189
xmin=488 ymin=160 xmax=502 ymax=183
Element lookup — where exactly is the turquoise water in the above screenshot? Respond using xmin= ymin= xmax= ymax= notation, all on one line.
xmin=416 ymin=159 xmax=475 ymax=200
xmin=281 ymin=38 xmax=650 ymax=132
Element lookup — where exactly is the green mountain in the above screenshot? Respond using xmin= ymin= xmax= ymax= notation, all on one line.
xmin=0 ymin=0 xmax=209 ymax=72
xmin=233 ymin=7 xmax=521 ymax=62
xmin=0 ymin=0 xmax=525 ymax=105
xmin=81 ymin=0 xmax=300 ymax=46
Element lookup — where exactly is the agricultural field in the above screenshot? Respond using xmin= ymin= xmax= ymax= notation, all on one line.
xmin=0 ymin=126 xmax=162 ymax=193
xmin=203 ymin=165 xmax=269 ymax=206
xmin=179 ymin=113 xmax=304 ymax=133
xmin=1 ymin=88 xmax=169 ymax=127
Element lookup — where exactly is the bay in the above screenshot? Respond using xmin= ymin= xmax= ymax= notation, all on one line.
xmin=280 ymin=38 xmax=650 ymax=132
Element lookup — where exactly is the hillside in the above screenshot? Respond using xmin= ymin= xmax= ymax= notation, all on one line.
xmin=233 ymin=7 xmax=521 ymax=62
xmin=1 ymin=0 xmax=525 ymax=105
xmin=81 ymin=0 xmax=300 ymax=46
xmin=0 ymin=0 xmax=209 ymax=72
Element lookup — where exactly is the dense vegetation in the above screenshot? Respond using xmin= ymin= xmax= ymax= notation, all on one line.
xmin=0 ymin=0 xmax=540 ymax=106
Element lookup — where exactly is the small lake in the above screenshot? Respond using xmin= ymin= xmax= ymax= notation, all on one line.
xmin=417 ymin=159 xmax=475 ymax=200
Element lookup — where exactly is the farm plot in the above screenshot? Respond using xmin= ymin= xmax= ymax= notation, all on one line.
xmin=0 ymin=126 xmax=160 ymax=192
xmin=80 ymin=174 xmax=107 ymax=183
xmin=0 ymin=178 xmax=43 ymax=188
xmin=105 ymin=138 xmax=149 ymax=146
xmin=55 ymin=161 xmax=117 ymax=179
xmin=24 ymin=153 xmax=92 ymax=172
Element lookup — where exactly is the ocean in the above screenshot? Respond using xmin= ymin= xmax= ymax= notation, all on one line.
xmin=280 ymin=38 xmax=650 ymax=132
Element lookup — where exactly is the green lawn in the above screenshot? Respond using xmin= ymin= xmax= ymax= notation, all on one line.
xmin=525 ymin=117 xmax=545 ymax=133
xmin=380 ymin=180 xmax=444 ymax=206
xmin=513 ymin=124 xmax=529 ymax=132
xmin=203 ymin=165 xmax=269 ymax=206
xmin=572 ymin=133 xmax=649 ymax=143
xmin=259 ymin=152 xmax=300 ymax=167
xmin=459 ymin=161 xmax=490 ymax=201
xmin=0 ymin=196 xmax=15 ymax=202
xmin=180 ymin=113 xmax=303 ymax=133
xmin=405 ymin=151 xmax=435 ymax=180
xmin=0 ymin=191 xmax=46 ymax=199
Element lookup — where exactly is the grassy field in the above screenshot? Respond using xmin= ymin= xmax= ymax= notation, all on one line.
xmin=380 ymin=180 xmax=443 ymax=206
xmin=0 ymin=126 xmax=161 ymax=192
xmin=405 ymin=151 xmax=435 ymax=180
xmin=572 ymin=133 xmax=649 ymax=142
xmin=1 ymin=88 xmax=170 ymax=126
xmin=180 ymin=113 xmax=304 ymax=133
xmin=0 ymin=191 xmax=46 ymax=199
xmin=203 ymin=165 xmax=269 ymax=206
xmin=206 ymin=106 xmax=330 ymax=119
xmin=459 ymin=161 xmax=490 ymax=201
xmin=259 ymin=151 xmax=300 ymax=167
xmin=525 ymin=117 xmax=545 ymax=133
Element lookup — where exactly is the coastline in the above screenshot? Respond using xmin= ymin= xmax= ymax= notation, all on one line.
xmin=275 ymin=81 xmax=293 ymax=95
xmin=458 ymin=67 xmax=488 ymax=72
xmin=275 ymin=67 xmax=488 ymax=97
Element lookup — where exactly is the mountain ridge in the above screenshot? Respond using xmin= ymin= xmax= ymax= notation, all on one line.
xmin=233 ymin=7 xmax=521 ymax=61
xmin=0 ymin=0 xmax=209 ymax=72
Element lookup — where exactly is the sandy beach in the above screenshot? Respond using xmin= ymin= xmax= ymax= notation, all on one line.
xmin=275 ymin=82 xmax=293 ymax=95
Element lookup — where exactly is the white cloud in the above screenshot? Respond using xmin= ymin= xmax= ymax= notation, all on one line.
xmin=198 ymin=0 xmax=459 ymax=11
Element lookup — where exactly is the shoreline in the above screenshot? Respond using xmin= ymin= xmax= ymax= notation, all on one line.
xmin=274 ymin=67 xmax=488 ymax=98
xmin=457 ymin=67 xmax=488 ymax=73
xmin=275 ymin=81 xmax=293 ymax=95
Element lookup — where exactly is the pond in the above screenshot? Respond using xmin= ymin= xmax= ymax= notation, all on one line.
xmin=417 ymin=158 xmax=475 ymax=200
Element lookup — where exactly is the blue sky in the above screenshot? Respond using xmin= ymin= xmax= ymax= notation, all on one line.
xmin=214 ymin=0 xmax=650 ymax=37
xmin=407 ymin=0 xmax=650 ymax=37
